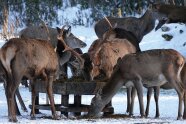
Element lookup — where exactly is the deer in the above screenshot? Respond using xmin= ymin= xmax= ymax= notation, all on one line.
xmin=0 ymin=25 xmax=84 ymax=122
xmin=94 ymin=7 xmax=167 ymax=42
xmin=152 ymin=3 xmax=186 ymax=31
xmin=89 ymin=31 xmax=138 ymax=81
xmin=81 ymin=16 xmax=140 ymax=82
xmin=20 ymin=25 xmax=87 ymax=79
xmin=88 ymin=49 xmax=185 ymax=120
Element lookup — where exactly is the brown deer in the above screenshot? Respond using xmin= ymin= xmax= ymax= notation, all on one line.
xmin=94 ymin=8 xmax=166 ymax=42
xmin=88 ymin=49 xmax=185 ymax=120
xmin=20 ymin=25 xmax=87 ymax=79
xmin=84 ymin=16 xmax=141 ymax=81
xmin=90 ymin=35 xmax=137 ymax=81
xmin=153 ymin=3 xmax=186 ymax=31
xmin=0 ymin=26 xmax=84 ymax=122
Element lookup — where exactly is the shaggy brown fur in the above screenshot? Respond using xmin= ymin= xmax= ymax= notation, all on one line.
xmin=90 ymin=39 xmax=136 ymax=80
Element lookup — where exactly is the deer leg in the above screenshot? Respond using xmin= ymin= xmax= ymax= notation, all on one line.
xmin=174 ymin=84 xmax=183 ymax=120
xmin=15 ymin=89 xmax=28 ymax=112
xmin=4 ymin=82 xmax=21 ymax=116
xmin=126 ymin=87 xmax=132 ymax=114
xmin=30 ymin=79 xmax=37 ymax=119
xmin=9 ymin=70 xmax=24 ymax=122
xmin=154 ymin=86 xmax=160 ymax=118
xmin=133 ymin=79 xmax=145 ymax=117
xmin=166 ymin=75 xmax=184 ymax=120
xmin=46 ymin=75 xmax=58 ymax=120
xmin=183 ymin=92 xmax=186 ymax=119
xmin=6 ymin=81 xmax=18 ymax=122
xmin=145 ymin=87 xmax=153 ymax=117
xmin=14 ymin=94 xmax=21 ymax=116
xmin=129 ymin=87 xmax=137 ymax=117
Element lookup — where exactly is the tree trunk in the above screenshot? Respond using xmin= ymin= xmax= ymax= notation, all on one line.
xmin=3 ymin=1 xmax=9 ymax=38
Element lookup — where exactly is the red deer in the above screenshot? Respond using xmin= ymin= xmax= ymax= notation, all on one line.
xmin=88 ymin=49 xmax=185 ymax=120
xmin=0 ymin=26 xmax=84 ymax=122
xmin=86 ymin=27 xmax=140 ymax=81
xmin=20 ymin=25 xmax=87 ymax=79
xmin=90 ymin=39 xmax=137 ymax=80
xmin=94 ymin=9 xmax=166 ymax=42
xmin=153 ymin=3 xmax=186 ymax=31
xmin=85 ymin=16 xmax=141 ymax=81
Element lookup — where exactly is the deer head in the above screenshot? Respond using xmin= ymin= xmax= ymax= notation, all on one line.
xmin=56 ymin=25 xmax=86 ymax=49
xmin=56 ymin=25 xmax=85 ymax=69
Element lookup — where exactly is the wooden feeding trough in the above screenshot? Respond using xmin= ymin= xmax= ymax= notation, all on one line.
xmin=29 ymin=80 xmax=114 ymax=117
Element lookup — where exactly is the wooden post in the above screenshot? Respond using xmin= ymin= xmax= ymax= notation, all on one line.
xmin=61 ymin=95 xmax=69 ymax=117
xmin=74 ymin=95 xmax=82 ymax=116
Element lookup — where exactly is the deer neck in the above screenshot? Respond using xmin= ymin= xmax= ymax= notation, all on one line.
xmin=139 ymin=10 xmax=156 ymax=37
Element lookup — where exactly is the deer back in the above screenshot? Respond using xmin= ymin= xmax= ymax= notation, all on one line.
xmin=19 ymin=25 xmax=87 ymax=49
xmin=0 ymin=38 xmax=59 ymax=80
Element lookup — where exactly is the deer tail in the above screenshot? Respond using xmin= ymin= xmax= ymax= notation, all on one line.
xmin=0 ymin=46 xmax=17 ymax=84
xmin=176 ymin=56 xmax=185 ymax=91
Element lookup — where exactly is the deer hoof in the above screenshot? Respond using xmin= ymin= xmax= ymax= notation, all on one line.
xmin=129 ymin=114 xmax=133 ymax=118
xmin=177 ymin=116 xmax=182 ymax=120
xmin=140 ymin=115 xmax=145 ymax=118
xmin=30 ymin=115 xmax=36 ymax=120
xmin=183 ymin=115 xmax=186 ymax=119
xmin=9 ymin=116 xmax=18 ymax=122
xmin=53 ymin=115 xmax=60 ymax=120
xmin=155 ymin=115 xmax=160 ymax=119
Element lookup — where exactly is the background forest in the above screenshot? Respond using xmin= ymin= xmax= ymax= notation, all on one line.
xmin=0 ymin=0 xmax=186 ymax=37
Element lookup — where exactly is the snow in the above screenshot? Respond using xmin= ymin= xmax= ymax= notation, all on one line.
xmin=0 ymin=20 xmax=186 ymax=123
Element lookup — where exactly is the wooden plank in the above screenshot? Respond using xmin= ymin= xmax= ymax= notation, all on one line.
xmin=66 ymin=82 xmax=106 ymax=95
xmin=31 ymin=80 xmax=66 ymax=94
xmin=29 ymin=104 xmax=114 ymax=113
xmin=30 ymin=80 xmax=106 ymax=95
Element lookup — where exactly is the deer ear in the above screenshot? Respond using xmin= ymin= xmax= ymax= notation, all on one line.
xmin=66 ymin=26 xmax=71 ymax=37
xmin=152 ymin=3 xmax=161 ymax=11
xmin=56 ymin=27 xmax=61 ymax=33
xmin=113 ymin=23 xmax=117 ymax=28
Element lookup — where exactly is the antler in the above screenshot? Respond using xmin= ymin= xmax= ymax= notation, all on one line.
xmin=57 ymin=32 xmax=84 ymax=69
xmin=104 ymin=16 xmax=113 ymax=29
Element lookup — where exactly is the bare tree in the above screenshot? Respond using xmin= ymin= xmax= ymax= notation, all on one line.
xmin=2 ymin=1 xmax=9 ymax=38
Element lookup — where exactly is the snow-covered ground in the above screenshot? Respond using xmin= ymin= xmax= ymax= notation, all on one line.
xmin=0 ymin=22 xmax=186 ymax=123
